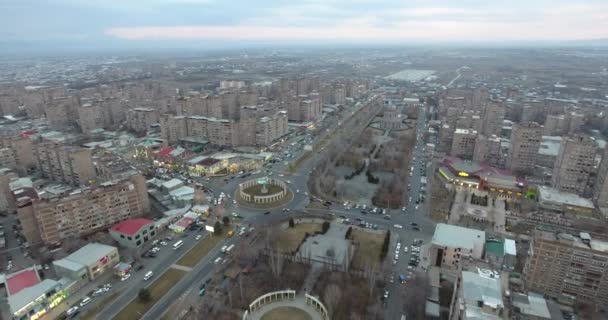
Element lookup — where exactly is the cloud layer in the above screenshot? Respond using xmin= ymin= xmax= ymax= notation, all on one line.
xmin=2 ymin=0 xmax=607 ymax=47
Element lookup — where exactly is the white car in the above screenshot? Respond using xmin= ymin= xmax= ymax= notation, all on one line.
xmin=196 ymin=235 xmax=202 ymax=240
xmin=80 ymin=297 xmax=92 ymax=307
xmin=67 ymin=307 xmax=79 ymax=316
xmin=121 ymin=274 xmax=131 ymax=281
xmin=160 ymin=241 xmax=167 ymax=246
xmin=393 ymin=224 xmax=403 ymax=229
xmin=404 ymin=247 xmax=409 ymax=253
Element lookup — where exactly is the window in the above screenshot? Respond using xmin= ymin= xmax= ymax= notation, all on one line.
xmin=127 ymin=236 xmax=132 ymax=240
xmin=151 ymin=230 xmax=156 ymax=236
xmin=135 ymin=234 xmax=140 ymax=239
xmin=136 ymin=240 xmax=141 ymax=246
xmin=120 ymin=234 xmax=125 ymax=239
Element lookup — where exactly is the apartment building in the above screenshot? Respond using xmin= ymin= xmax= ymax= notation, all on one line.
xmin=46 ymin=96 xmax=77 ymax=130
xmin=593 ymin=147 xmax=608 ymax=209
xmin=508 ymin=121 xmax=542 ymax=174
xmin=525 ymin=230 xmax=608 ymax=307
xmin=449 ymin=270 xmax=504 ymax=320
xmin=0 ymin=135 xmax=35 ymax=174
xmin=287 ymin=94 xmax=322 ymax=122
xmin=17 ymin=174 xmax=149 ymax=247
xmin=126 ymin=108 xmax=160 ymax=133
xmin=482 ymin=101 xmax=505 ymax=136
xmin=473 ymin=134 xmax=502 ymax=167
xmin=161 ymin=112 xmax=287 ymax=147
xmin=77 ymin=102 xmax=107 ymax=133
xmin=551 ymin=135 xmax=596 ymax=196
xmin=256 ymin=111 xmax=288 ymax=146
xmin=430 ymin=224 xmax=486 ymax=269
xmin=543 ymin=114 xmax=568 ymax=136
xmin=35 ymin=142 xmax=95 ymax=186
xmin=450 ymin=128 xmax=478 ymax=160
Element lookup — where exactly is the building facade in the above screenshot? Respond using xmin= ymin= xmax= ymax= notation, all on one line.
xmin=34 ymin=142 xmax=96 ymax=186
xmin=593 ymin=147 xmax=608 ymax=209
xmin=126 ymin=108 xmax=160 ymax=133
xmin=109 ymin=218 xmax=157 ymax=248
xmin=473 ymin=134 xmax=502 ymax=167
xmin=450 ymin=128 xmax=477 ymax=160
xmin=525 ymin=230 xmax=608 ymax=307
xmin=551 ymin=135 xmax=596 ymax=196
xmin=17 ymin=175 xmax=149 ymax=247
xmin=508 ymin=121 xmax=542 ymax=174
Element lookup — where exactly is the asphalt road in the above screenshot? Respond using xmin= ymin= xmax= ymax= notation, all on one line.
xmin=91 ymin=96 xmax=426 ymax=320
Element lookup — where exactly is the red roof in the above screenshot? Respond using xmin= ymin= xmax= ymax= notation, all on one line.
xmin=6 ymin=269 xmax=40 ymax=295
xmin=175 ymin=217 xmax=195 ymax=228
xmin=110 ymin=218 xmax=154 ymax=236
xmin=155 ymin=147 xmax=174 ymax=157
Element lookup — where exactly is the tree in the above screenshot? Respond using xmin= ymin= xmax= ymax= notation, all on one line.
xmin=289 ymin=218 xmax=295 ymax=228
xmin=214 ymin=221 xmax=223 ymax=235
xmin=138 ymin=288 xmax=151 ymax=303
xmin=380 ymin=231 xmax=391 ymax=260
xmin=345 ymin=226 xmax=352 ymax=239
xmin=323 ymin=284 xmax=343 ymax=319
xmin=222 ymin=216 xmax=230 ymax=226
xmin=321 ymin=221 xmax=330 ymax=234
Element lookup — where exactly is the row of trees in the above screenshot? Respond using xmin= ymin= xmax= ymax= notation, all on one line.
xmin=380 ymin=230 xmax=391 ymax=260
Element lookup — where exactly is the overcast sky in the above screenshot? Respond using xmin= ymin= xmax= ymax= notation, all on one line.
xmin=2 ymin=0 xmax=607 ymax=49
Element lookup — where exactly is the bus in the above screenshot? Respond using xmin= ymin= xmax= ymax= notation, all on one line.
xmin=173 ymin=240 xmax=184 ymax=250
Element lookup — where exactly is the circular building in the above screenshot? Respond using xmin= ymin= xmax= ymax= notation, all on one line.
xmin=237 ymin=177 xmax=292 ymax=208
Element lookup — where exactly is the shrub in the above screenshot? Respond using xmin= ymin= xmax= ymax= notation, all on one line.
xmin=345 ymin=226 xmax=352 ymax=239
xmin=321 ymin=221 xmax=330 ymax=234
xmin=380 ymin=230 xmax=391 ymax=260
xmin=289 ymin=218 xmax=295 ymax=228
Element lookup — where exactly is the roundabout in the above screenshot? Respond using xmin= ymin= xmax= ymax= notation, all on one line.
xmin=236 ymin=177 xmax=294 ymax=209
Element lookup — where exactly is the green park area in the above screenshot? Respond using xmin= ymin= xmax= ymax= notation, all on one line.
xmin=114 ymin=268 xmax=187 ymax=320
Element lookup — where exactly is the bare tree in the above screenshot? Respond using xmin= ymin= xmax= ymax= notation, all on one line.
xmin=323 ymin=284 xmax=343 ymax=319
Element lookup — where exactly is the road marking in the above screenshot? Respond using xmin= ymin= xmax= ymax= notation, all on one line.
xmin=171 ymin=264 xmax=194 ymax=272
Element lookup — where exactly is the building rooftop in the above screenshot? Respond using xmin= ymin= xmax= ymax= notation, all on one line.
xmin=432 ymin=224 xmax=485 ymax=250
xmin=63 ymin=243 xmax=116 ymax=267
xmin=7 ymin=279 xmax=60 ymax=315
xmin=53 ymin=258 xmax=85 ymax=272
xmin=512 ymin=292 xmax=551 ymax=319
xmin=536 ymin=229 xmax=608 ymax=253
xmin=538 ymin=186 xmax=594 ymax=209
xmin=162 ymin=178 xmax=183 ymax=190
xmin=539 ymin=136 xmax=562 ymax=156
xmin=110 ymin=218 xmax=154 ymax=236
xmin=6 ymin=267 xmax=41 ymax=296
xmin=462 ymin=269 xmax=503 ymax=310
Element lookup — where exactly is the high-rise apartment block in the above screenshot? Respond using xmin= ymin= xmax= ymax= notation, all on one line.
xmin=77 ymin=102 xmax=107 ymax=133
xmin=287 ymin=95 xmax=322 ymax=122
xmin=568 ymin=112 xmax=585 ymax=134
xmin=473 ymin=134 xmax=502 ymax=167
xmin=593 ymin=147 xmax=608 ymax=209
xmin=17 ymin=174 xmax=149 ymax=247
xmin=508 ymin=121 xmax=542 ymax=174
xmin=0 ymin=135 xmax=35 ymax=174
xmin=46 ymin=96 xmax=77 ymax=130
xmin=160 ymin=111 xmax=287 ymax=147
xmin=543 ymin=114 xmax=568 ymax=136
xmin=450 ymin=128 xmax=477 ymax=160
xmin=525 ymin=230 xmax=608 ymax=307
xmin=126 ymin=108 xmax=160 ymax=133
xmin=482 ymin=101 xmax=505 ymax=136
xmin=551 ymin=135 xmax=596 ymax=196
xmin=34 ymin=142 xmax=96 ymax=186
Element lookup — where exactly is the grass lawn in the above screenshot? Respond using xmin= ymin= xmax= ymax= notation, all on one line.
xmin=114 ymin=268 xmax=187 ymax=320
xmin=350 ymin=228 xmax=386 ymax=270
xmin=80 ymin=292 xmax=119 ymax=320
xmin=261 ymin=307 xmax=312 ymax=320
xmin=277 ymin=223 xmax=322 ymax=253
xmin=176 ymin=233 xmax=226 ymax=268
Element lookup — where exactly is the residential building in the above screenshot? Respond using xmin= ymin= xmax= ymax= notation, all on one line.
xmin=77 ymin=102 xmax=107 ymax=133
xmin=109 ymin=218 xmax=157 ymax=248
xmin=473 ymin=134 xmax=502 ymax=167
xmin=543 ymin=114 xmax=568 ymax=136
xmin=0 ymin=168 xmax=17 ymax=213
xmin=438 ymin=124 xmax=454 ymax=153
xmin=255 ymin=111 xmax=288 ymax=146
xmin=537 ymin=186 xmax=595 ymax=216
xmin=451 ymin=128 xmax=477 ymax=160
xmin=593 ymin=147 xmax=608 ymax=208
xmin=551 ymin=135 xmax=596 ymax=196
xmin=17 ymin=175 xmax=149 ymax=247
xmin=53 ymin=243 xmax=119 ymax=281
xmin=46 ymin=96 xmax=77 ymax=131
xmin=287 ymin=94 xmax=321 ymax=122
xmin=430 ymin=224 xmax=486 ymax=269
xmin=568 ymin=112 xmax=585 ymax=134
xmin=34 ymin=142 xmax=96 ymax=186
xmin=0 ymin=135 xmax=35 ymax=174
xmin=508 ymin=121 xmax=542 ymax=174
xmin=536 ymin=136 xmax=562 ymax=169
xmin=525 ymin=230 xmax=608 ymax=307
xmin=126 ymin=107 xmax=160 ymax=133
xmin=482 ymin=101 xmax=505 ymax=136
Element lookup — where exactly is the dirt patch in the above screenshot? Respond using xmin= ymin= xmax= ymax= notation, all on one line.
xmin=261 ymin=307 xmax=312 ymax=320
xmin=350 ymin=229 xmax=386 ymax=270
xmin=277 ymin=223 xmax=322 ymax=254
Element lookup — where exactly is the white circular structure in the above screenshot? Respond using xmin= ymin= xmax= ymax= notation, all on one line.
xmin=242 ymin=290 xmax=329 ymax=320
xmin=238 ymin=178 xmax=289 ymax=205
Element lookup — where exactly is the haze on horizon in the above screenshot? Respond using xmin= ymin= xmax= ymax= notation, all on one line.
xmin=2 ymin=0 xmax=608 ymax=51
